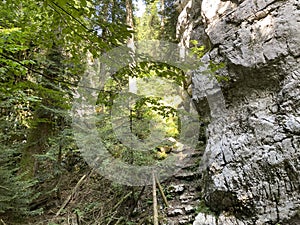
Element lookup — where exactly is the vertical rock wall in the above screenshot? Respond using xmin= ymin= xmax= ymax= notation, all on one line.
xmin=177 ymin=0 xmax=300 ymax=224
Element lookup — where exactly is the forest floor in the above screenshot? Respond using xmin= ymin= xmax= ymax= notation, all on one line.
xmin=17 ymin=147 xmax=204 ymax=225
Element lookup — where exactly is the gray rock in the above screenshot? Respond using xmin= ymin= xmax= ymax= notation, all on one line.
xmin=283 ymin=115 xmax=300 ymax=134
xmin=167 ymin=208 xmax=184 ymax=217
xmin=175 ymin=171 xmax=198 ymax=180
xmin=184 ymin=205 xmax=195 ymax=214
xmin=176 ymin=0 xmax=300 ymax=224
xmin=169 ymin=184 xmax=185 ymax=193
xmin=179 ymin=215 xmax=194 ymax=224
xmin=180 ymin=193 xmax=196 ymax=203
xmin=194 ymin=212 xmax=246 ymax=225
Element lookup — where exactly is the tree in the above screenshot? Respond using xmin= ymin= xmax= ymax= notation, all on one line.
xmin=136 ymin=0 xmax=161 ymax=40
xmin=135 ymin=0 xmax=178 ymax=41
xmin=0 ymin=0 xmax=132 ymax=219
xmin=160 ymin=0 xmax=165 ymax=29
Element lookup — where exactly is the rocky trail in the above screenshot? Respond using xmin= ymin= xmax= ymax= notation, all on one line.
xmin=162 ymin=148 xmax=204 ymax=225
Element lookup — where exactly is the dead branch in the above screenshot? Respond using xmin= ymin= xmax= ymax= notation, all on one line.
xmin=112 ymin=191 xmax=132 ymax=212
xmin=106 ymin=191 xmax=132 ymax=225
xmin=155 ymin=175 xmax=169 ymax=207
xmin=152 ymin=172 xmax=159 ymax=225
xmin=55 ymin=169 xmax=94 ymax=217
xmin=114 ymin=216 xmax=124 ymax=225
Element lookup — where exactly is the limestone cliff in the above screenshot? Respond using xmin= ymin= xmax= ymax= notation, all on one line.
xmin=176 ymin=0 xmax=300 ymax=224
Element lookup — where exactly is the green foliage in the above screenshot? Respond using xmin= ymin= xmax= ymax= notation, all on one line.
xmin=207 ymin=61 xmax=229 ymax=82
xmin=0 ymin=24 xmax=42 ymax=216
xmin=126 ymin=222 xmax=135 ymax=225
xmin=0 ymin=0 xmax=132 ymax=221
xmin=160 ymin=0 xmax=179 ymax=41
xmin=136 ymin=0 xmax=161 ymax=40
xmin=134 ymin=96 xmax=177 ymax=118
xmin=190 ymin=39 xmax=229 ymax=83
xmin=131 ymin=96 xmax=179 ymax=140
xmin=196 ymin=200 xmax=216 ymax=216
xmin=93 ymin=60 xmax=185 ymax=167
xmin=0 ymin=118 xmax=40 ymax=217
xmin=190 ymin=40 xmax=207 ymax=59
xmin=135 ymin=0 xmax=178 ymax=41
xmin=0 ymin=166 xmax=39 ymax=216
xmin=115 ymin=61 xmax=186 ymax=87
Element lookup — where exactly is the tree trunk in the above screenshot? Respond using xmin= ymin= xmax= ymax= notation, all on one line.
xmin=126 ymin=0 xmax=134 ymax=45
xmin=160 ymin=0 xmax=165 ymax=29
xmin=126 ymin=0 xmax=136 ymax=94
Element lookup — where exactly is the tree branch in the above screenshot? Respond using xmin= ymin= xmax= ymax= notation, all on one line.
xmin=155 ymin=175 xmax=169 ymax=207
xmin=0 ymin=52 xmax=113 ymax=93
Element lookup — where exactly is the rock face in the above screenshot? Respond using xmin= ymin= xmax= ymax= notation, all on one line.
xmin=177 ymin=0 xmax=300 ymax=224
